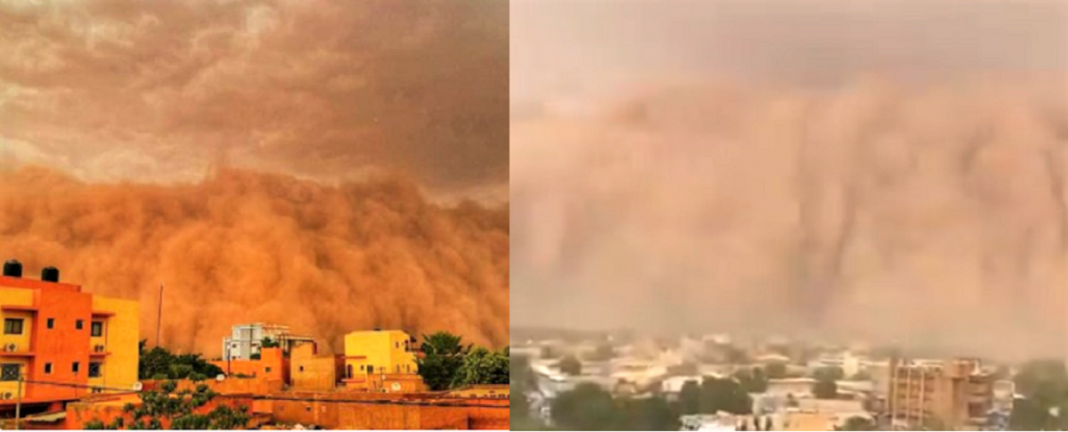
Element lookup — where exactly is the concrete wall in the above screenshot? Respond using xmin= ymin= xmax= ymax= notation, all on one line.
xmin=290 ymin=344 xmax=340 ymax=392
xmin=268 ymin=392 xmax=508 ymax=430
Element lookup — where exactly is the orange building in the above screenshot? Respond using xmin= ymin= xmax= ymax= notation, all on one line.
xmin=210 ymin=347 xmax=288 ymax=384
xmin=289 ymin=343 xmax=343 ymax=392
xmin=0 ymin=260 xmax=139 ymax=413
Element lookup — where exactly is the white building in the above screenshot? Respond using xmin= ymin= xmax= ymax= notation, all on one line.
xmin=222 ymin=323 xmax=314 ymax=361
xmin=808 ymin=351 xmax=867 ymax=377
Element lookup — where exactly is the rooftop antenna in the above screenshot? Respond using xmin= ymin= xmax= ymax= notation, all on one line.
xmin=156 ymin=283 xmax=164 ymax=347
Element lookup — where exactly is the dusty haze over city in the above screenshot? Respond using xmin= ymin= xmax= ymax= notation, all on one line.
xmin=0 ymin=0 xmax=509 ymax=355
xmin=510 ymin=0 xmax=1068 ymax=360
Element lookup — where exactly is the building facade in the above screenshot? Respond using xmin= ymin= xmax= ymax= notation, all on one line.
xmin=289 ymin=342 xmax=344 ymax=391
xmin=886 ymin=358 xmax=994 ymax=430
xmin=222 ymin=323 xmax=314 ymax=361
xmin=0 ymin=260 xmax=138 ymax=410
xmin=342 ymin=330 xmax=420 ymax=392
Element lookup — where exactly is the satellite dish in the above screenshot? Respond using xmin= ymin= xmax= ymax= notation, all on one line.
xmin=216 ymin=374 xmax=226 ymax=382
xmin=132 ymin=382 xmax=143 ymax=391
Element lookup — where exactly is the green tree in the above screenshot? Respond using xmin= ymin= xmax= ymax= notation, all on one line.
xmin=260 ymin=337 xmax=280 ymax=349
xmin=138 ymin=341 xmax=223 ymax=380
xmin=678 ymin=380 xmax=701 ymax=415
xmin=416 ymin=331 xmax=470 ymax=391
xmin=765 ymin=362 xmax=787 ymax=379
xmin=452 ymin=346 xmax=509 ymax=387
xmin=617 ymin=396 xmax=678 ymax=430
xmin=559 ymin=355 xmax=582 ymax=376
xmin=83 ymin=380 xmax=248 ymax=430
xmin=838 ymin=416 xmax=876 ymax=431
xmin=700 ymin=377 xmax=752 ymax=415
xmin=813 ymin=375 xmax=838 ymax=400
xmin=1011 ymin=359 xmax=1068 ymax=430
xmin=551 ymin=383 xmax=616 ymax=430
xmin=512 ymin=354 xmax=534 ymax=394
xmin=734 ymin=367 xmax=768 ymax=393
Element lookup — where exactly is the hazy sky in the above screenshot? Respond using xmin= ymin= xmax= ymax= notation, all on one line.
xmin=512 ymin=0 xmax=1067 ymax=107
xmin=0 ymin=0 xmax=508 ymax=200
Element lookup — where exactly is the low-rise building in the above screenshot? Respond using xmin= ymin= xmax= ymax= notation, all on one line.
xmin=0 ymin=260 xmax=139 ymax=411
xmin=222 ymin=323 xmax=314 ymax=361
xmin=210 ymin=346 xmax=288 ymax=383
xmin=342 ymin=330 xmax=423 ymax=393
xmin=289 ymin=342 xmax=343 ymax=392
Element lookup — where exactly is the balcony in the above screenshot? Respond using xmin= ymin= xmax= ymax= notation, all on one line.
xmin=90 ymin=310 xmax=115 ymax=318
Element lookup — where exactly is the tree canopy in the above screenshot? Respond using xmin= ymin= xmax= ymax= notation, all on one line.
xmin=559 ymin=355 xmax=582 ymax=376
xmin=550 ymin=383 xmax=678 ymax=430
xmin=452 ymin=346 xmax=509 ymax=387
xmin=734 ymin=367 xmax=768 ymax=393
xmin=83 ymin=378 xmax=249 ymax=430
xmin=700 ymin=377 xmax=752 ymax=415
xmin=138 ymin=340 xmax=223 ymax=381
xmin=1010 ymin=359 xmax=1068 ymax=430
xmin=416 ymin=331 xmax=470 ymax=391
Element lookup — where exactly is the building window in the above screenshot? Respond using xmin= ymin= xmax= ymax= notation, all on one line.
xmin=396 ymin=342 xmax=399 ymax=349
xmin=88 ymin=362 xmax=101 ymax=378
xmin=72 ymin=362 xmax=80 ymax=374
xmin=76 ymin=319 xmax=84 ymax=330
xmin=299 ymin=366 xmax=304 ymax=372
xmin=3 ymin=319 xmax=23 ymax=335
xmin=47 ymin=318 xmax=54 ymax=329
xmin=44 ymin=363 xmax=52 ymax=374
xmin=266 ymin=367 xmax=272 ymax=373
xmin=91 ymin=322 xmax=103 ymax=337
xmin=346 ymin=365 xmax=353 ymax=379
xmin=0 ymin=364 xmax=18 ymax=381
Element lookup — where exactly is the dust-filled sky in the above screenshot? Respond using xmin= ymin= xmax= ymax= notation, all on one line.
xmin=511 ymin=0 xmax=1068 ymax=359
xmin=1 ymin=0 xmax=508 ymax=200
xmin=0 ymin=0 xmax=509 ymax=354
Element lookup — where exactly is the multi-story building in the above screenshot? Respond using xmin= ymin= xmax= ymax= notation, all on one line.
xmin=222 ymin=323 xmax=314 ymax=361
xmin=0 ymin=260 xmax=138 ymax=411
xmin=886 ymin=358 xmax=995 ymax=430
xmin=342 ymin=330 xmax=422 ymax=392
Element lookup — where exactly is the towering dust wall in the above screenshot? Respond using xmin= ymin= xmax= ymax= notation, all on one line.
xmin=0 ymin=167 xmax=509 ymax=355
xmin=511 ymin=76 xmax=1068 ymax=359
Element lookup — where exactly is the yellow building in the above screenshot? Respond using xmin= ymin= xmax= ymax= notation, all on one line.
xmin=342 ymin=330 xmax=419 ymax=391
xmin=0 ymin=260 xmax=139 ymax=410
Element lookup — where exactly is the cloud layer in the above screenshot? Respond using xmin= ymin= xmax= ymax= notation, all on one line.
xmin=1 ymin=0 xmax=508 ymax=196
